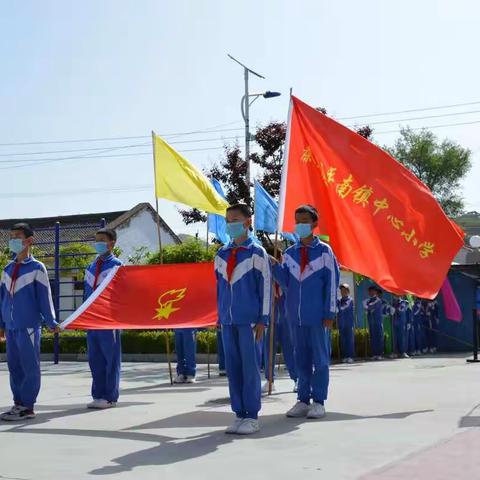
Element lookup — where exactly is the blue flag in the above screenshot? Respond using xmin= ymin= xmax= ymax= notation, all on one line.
xmin=254 ymin=181 xmax=296 ymax=242
xmin=207 ymin=179 xmax=229 ymax=244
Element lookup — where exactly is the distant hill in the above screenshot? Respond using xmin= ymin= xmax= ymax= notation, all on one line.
xmin=178 ymin=233 xmax=208 ymax=246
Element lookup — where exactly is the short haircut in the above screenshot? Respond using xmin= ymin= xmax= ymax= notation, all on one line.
xmin=367 ymin=285 xmax=377 ymax=292
xmin=226 ymin=203 xmax=251 ymax=218
xmin=96 ymin=228 xmax=117 ymax=242
xmin=295 ymin=204 xmax=318 ymax=222
xmin=11 ymin=222 xmax=34 ymax=238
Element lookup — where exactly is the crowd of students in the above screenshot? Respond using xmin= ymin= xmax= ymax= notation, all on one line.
xmin=0 ymin=204 xmax=439 ymax=435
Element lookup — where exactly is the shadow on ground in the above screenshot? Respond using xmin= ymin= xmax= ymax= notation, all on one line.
xmin=1 ymin=408 xmax=433 ymax=476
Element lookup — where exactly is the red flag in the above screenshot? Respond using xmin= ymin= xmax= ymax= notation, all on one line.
xmin=278 ymin=96 xmax=464 ymax=299
xmin=60 ymin=263 xmax=217 ymax=330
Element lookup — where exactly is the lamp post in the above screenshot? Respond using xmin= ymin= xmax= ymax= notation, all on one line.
xmin=228 ymin=54 xmax=281 ymax=197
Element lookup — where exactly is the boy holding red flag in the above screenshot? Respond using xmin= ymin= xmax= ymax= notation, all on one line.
xmin=214 ymin=204 xmax=271 ymax=435
xmin=0 ymin=223 xmax=59 ymax=421
xmin=83 ymin=228 xmax=123 ymax=409
xmin=272 ymin=205 xmax=339 ymax=419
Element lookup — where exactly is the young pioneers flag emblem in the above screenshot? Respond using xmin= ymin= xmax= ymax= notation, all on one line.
xmin=278 ymin=96 xmax=464 ymax=298
xmin=60 ymin=263 xmax=217 ymax=330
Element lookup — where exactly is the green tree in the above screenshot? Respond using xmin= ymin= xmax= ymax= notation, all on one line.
xmin=386 ymin=128 xmax=471 ymax=216
xmin=148 ymin=239 xmax=217 ymax=265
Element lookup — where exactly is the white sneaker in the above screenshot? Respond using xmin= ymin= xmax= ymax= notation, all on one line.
xmin=87 ymin=399 xmax=103 ymax=409
xmin=0 ymin=405 xmax=22 ymax=420
xmin=307 ymin=402 xmax=326 ymax=419
xmin=89 ymin=399 xmax=116 ymax=410
xmin=225 ymin=417 xmax=244 ymax=434
xmin=184 ymin=376 xmax=196 ymax=384
xmin=293 ymin=380 xmax=298 ymax=393
xmin=286 ymin=401 xmax=310 ymax=418
xmin=173 ymin=374 xmax=186 ymax=384
xmin=390 ymin=353 xmax=397 ymax=359
xmin=1 ymin=407 xmax=35 ymax=421
xmin=377 ymin=356 xmax=384 ymax=360
xmin=261 ymin=381 xmax=276 ymax=394
xmin=401 ymin=353 xmax=410 ymax=359
xmin=346 ymin=358 xmax=354 ymax=364
xmin=236 ymin=418 xmax=260 ymax=435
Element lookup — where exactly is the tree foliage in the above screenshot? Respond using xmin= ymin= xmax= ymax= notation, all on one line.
xmin=386 ymin=128 xmax=471 ymax=216
xmin=147 ymin=239 xmax=217 ymax=265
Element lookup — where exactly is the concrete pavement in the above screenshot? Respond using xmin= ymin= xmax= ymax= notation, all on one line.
xmin=0 ymin=355 xmax=479 ymax=479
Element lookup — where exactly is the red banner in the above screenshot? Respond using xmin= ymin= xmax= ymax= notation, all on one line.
xmin=61 ymin=263 xmax=217 ymax=330
xmin=278 ymin=96 xmax=464 ymax=299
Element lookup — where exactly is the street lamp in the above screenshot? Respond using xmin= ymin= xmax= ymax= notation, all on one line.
xmin=228 ymin=54 xmax=281 ymax=194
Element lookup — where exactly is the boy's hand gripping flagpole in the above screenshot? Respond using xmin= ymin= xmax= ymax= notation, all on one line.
xmin=268 ymin=232 xmax=279 ymax=395
xmin=152 ymin=130 xmax=173 ymax=386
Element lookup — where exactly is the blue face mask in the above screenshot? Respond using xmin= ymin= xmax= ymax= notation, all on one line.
xmin=226 ymin=222 xmax=247 ymax=240
xmin=94 ymin=242 xmax=109 ymax=255
xmin=8 ymin=238 xmax=25 ymax=254
xmin=295 ymin=223 xmax=313 ymax=239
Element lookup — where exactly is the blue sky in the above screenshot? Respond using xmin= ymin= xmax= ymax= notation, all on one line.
xmin=1 ymin=0 xmax=479 ymax=236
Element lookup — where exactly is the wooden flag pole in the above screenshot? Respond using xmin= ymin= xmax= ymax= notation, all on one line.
xmin=152 ymin=130 xmax=172 ymax=384
xmin=268 ymin=232 xmax=279 ymax=395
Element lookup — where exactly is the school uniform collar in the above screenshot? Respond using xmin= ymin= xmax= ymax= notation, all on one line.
xmin=13 ymin=254 xmax=34 ymax=264
xmin=225 ymin=236 xmax=254 ymax=250
xmin=96 ymin=253 xmax=114 ymax=262
xmin=294 ymin=237 xmax=320 ymax=249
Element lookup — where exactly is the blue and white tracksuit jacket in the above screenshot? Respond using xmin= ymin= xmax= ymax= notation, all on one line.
xmin=392 ymin=300 xmax=408 ymax=355
xmin=363 ymin=296 xmax=384 ymax=357
xmin=0 ymin=256 xmax=57 ymax=409
xmin=215 ymin=237 xmax=271 ymax=419
xmin=337 ymin=296 xmax=355 ymax=359
xmin=84 ymin=253 xmax=123 ymax=402
xmin=273 ymin=238 xmax=339 ymax=405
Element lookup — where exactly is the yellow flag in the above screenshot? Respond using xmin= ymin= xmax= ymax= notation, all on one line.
xmin=152 ymin=132 xmax=229 ymax=215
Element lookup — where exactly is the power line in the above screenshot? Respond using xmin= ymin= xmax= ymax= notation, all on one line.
xmin=0 ymin=135 xmax=240 ymax=158
xmin=2 ymin=99 xmax=480 ymax=147
xmin=0 ymin=146 xmax=227 ymax=170
xmin=0 ymin=126 xmax=243 ymax=147
xmin=374 ymin=118 xmax=480 ymax=135
xmin=338 ymin=100 xmax=480 ymax=121
xmin=350 ymin=109 xmax=480 ymax=128
xmin=0 ymin=184 xmax=152 ymax=199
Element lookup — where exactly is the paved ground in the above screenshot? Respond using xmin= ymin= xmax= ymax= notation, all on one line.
xmin=0 ymin=355 xmax=479 ymax=480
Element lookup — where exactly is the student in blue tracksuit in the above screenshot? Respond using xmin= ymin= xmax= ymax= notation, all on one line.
xmin=392 ymin=296 xmax=409 ymax=358
xmin=425 ymin=300 xmax=439 ymax=353
xmin=174 ymin=329 xmax=197 ymax=383
xmin=0 ymin=223 xmax=59 ymax=421
xmin=337 ymin=283 xmax=355 ymax=363
xmin=363 ymin=286 xmax=384 ymax=360
xmin=412 ymin=298 xmax=425 ymax=355
xmin=216 ymin=326 xmax=226 ymax=376
xmin=83 ymin=228 xmax=123 ymax=409
xmin=273 ymin=205 xmax=339 ymax=419
xmin=406 ymin=301 xmax=416 ymax=356
xmin=214 ymin=204 xmax=271 ymax=435
xmin=262 ymin=281 xmax=297 ymax=393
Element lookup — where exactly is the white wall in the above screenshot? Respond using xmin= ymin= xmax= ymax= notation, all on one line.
xmin=115 ymin=209 xmax=177 ymax=263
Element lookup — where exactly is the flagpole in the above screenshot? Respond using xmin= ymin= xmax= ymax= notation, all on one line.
xmin=152 ymin=130 xmax=173 ymax=384
xmin=268 ymin=231 xmax=279 ymax=395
